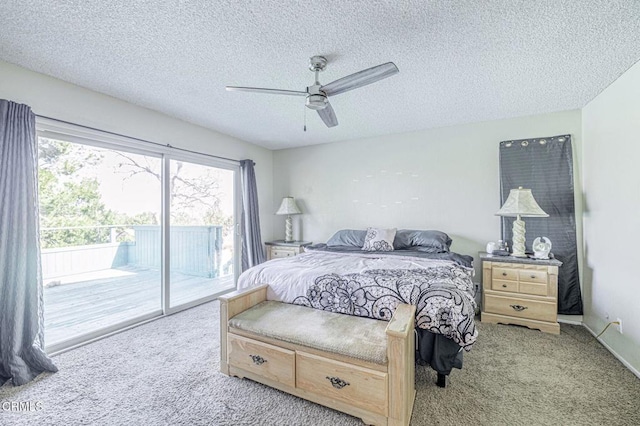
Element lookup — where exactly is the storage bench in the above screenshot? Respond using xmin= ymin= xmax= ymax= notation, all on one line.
xmin=219 ymin=285 xmax=416 ymax=426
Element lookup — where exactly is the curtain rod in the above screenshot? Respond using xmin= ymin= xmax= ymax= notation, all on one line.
xmin=35 ymin=114 xmax=242 ymax=164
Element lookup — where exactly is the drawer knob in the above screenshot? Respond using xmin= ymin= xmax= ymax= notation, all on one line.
xmin=326 ymin=376 xmax=350 ymax=389
xmin=502 ymin=284 xmax=507 ymax=288
xmin=249 ymin=354 xmax=267 ymax=365
xmin=530 ymin=275 xmax=536 ymax=279
xmin=509 ymin=304 xmax=528 ymax=312
xmin=502 ymin=272 xmax=507 ymax=276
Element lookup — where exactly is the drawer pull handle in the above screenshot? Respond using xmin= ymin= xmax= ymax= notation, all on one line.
xmin=510 ymin=304 xmax=528 ymax=312
xmin=502 ymin=284 xmax=507 ymax=288
xmin=502 ymin=272 xmax=507 ymax=276
xmin=326 ymin=376 xmax=350 ymax=389
xmin=530 ymin=275 xmax=536 ymax=279
xmin=249 ymin=355 xmax=267 ymax=365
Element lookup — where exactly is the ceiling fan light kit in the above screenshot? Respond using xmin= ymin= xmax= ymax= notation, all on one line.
xmin=226 ymin=55 xmax=399 ymax=128
xmin=305 ymin=93 xmax=328 ymax=110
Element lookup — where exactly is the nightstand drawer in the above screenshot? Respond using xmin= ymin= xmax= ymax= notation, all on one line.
xmin=493 ymin=267 xmax=518 ymax=281
xmin=265 ymin=241 xmax=312 ymax=261
xmin=271 ymin=248 xmax=297 ymax=258
xmin=485 ymin=294 xmax=556 ymax=322
xmin=492 ymin=279 xmax=518 ymax=292
xmin=519 ymin=282 xmax=548 ymax=296
xmin=519 ymin=269 xmax=548 ymax=284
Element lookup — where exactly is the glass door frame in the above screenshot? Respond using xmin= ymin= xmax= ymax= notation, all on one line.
xmin=37 ymin=118 xmax=241 ymax=351
xmin=162 ymin=152 xmax=241 ymax=315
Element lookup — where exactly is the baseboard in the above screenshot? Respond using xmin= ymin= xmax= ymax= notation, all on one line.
xmin=558 ymin=317 xmax=583 ymax=326
xmin=583 ymin=323 xmax=640 ymax=380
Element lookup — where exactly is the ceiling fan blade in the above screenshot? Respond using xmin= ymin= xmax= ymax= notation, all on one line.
xmin=321 ymin=62 xmax=399 ymax=97
xmin=317 ymin=102 xmax=338 ymax=128
xmin=225 ymin=86 xmax=307 ymax=96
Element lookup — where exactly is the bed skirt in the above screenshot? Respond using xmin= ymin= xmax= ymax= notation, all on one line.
xmin=416 ymin=329 xmax=463 ymax=375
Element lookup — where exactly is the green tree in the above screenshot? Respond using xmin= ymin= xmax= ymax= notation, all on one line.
xmin=38 ymin=139 xmax=157 ymax=248
xmin=38 ymin=138 xmax=230 ymax=249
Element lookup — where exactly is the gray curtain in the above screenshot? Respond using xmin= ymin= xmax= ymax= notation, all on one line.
xmin=499 ymin=135 xmax=583 ymax=315
xmin=240 ymin=160 xmax=265 ymax=271
xmin=0 ymin=100 xmax=58 ymax=385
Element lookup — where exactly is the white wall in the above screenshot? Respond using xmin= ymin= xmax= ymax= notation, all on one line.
xmin=273 ymin=110 xmax=583 ymax=277
xmin=0 ymin=60 xmax=274 ymax=245
xmin=582 ymin=60 xmax=640 ymax=373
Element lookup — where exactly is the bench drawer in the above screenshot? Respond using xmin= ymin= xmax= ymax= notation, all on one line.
xmin=228 ymin=334 xmax=295 ymax=387
xmin=484 ymin=294 xmax=556 ymax=322
xmin=296 ymin=351 xmax=388 ymax=416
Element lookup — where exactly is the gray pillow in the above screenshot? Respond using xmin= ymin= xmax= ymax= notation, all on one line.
xmin=326 ymin=229 xmax=367 ymax=247
xmin=393 ymin=229 xmax=452 ymax=252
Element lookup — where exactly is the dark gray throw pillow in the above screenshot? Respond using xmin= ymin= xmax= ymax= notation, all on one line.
xmin=393 ymin=229 xmax=452 ymax=252
xmin=326 ymin=229 xmax=367 ymax=247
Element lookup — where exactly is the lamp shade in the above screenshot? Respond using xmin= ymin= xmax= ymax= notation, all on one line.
xmin=496 ymin=187 xmax=548 ymax=217
xmin=276 ymin=196 xmax=302 ymax=215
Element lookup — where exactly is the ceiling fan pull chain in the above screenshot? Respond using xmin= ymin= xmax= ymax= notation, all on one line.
xmin=303 ymin=104 xmax=307 ymax=132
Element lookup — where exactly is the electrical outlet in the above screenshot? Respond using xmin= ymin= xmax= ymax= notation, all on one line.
xmin=616 ymin=318 xmax=623 ymax=334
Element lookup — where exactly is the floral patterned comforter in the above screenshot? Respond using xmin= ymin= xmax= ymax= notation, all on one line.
xmin=237 ymin=251 xmax=478 ymax=350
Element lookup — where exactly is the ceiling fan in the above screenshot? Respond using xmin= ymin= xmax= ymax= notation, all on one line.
xmin=226 ymin=56 xmax=399 ymax=128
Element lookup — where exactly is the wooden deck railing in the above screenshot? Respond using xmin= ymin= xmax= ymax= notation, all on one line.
xmin=41 ymin=225 xmax=224 ymax=279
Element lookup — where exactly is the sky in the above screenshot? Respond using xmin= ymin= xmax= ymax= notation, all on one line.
xmin=41 ymin=138 xmax=235 ymax=224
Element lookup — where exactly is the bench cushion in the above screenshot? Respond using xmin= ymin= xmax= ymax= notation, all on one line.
xmin=229 ymin=301 xmax=389 ymax=365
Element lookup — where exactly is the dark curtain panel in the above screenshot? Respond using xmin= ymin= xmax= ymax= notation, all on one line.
xmin=499 ymin=135 xmax=583 ymax=315
xmin=0 ymin=100 xmax=58 ymax=385
xmin=240 ymin=160 xmax=265 ymax=271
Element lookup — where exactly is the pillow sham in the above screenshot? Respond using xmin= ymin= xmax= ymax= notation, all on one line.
xmin=326 ymin=229 xmax=367 ymax=247
xmin=393 ymin=229 xmax=452 ymax=252
xmin=362 ymin=227 xmax=396 ymax=252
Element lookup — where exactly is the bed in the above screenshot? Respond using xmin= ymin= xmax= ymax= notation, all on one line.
xmin=237 ymin=228 xmax=478 ymax=386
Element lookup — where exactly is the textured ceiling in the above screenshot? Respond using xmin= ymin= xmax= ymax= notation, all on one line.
xmin=1 ymin=1 xmax=639 ymax=150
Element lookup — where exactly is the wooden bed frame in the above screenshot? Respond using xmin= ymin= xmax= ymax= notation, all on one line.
xmin=219 ymin=285 xmax=416 ymax=426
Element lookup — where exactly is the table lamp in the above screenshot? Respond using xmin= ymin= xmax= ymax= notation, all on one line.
xmin=276 ymin=196 xmax=302 ymax=243
xmin=496 ymin=187 xmax=548 ymax=257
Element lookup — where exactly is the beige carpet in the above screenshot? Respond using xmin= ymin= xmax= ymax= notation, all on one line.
xmin=1 ymin=301 xmax=639 ymax=425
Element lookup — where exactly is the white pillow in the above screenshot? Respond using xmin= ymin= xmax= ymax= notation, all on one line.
xmin=362 ymin=227 xmax=396 ymax=252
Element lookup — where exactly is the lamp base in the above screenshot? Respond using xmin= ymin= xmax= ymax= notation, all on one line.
xmin=284 ymin=215 xmax=294 ymax=243
xmin=511 ymin=216 xmax=527 ymax=257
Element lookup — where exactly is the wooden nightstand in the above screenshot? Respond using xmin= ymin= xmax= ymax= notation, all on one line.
xmin=265 ymin=240 xmax=312 ymax=260
xmin=480 ymin=252 xmax=562 ymax=334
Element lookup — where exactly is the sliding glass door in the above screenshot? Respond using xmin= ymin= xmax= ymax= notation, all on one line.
xmin=168 ymin=158 xmax=237 ymax=308
xmin=39 ymin=137 xmax=162 ymax=351
xmin=37 ymin=121 xmax=240 ymax=352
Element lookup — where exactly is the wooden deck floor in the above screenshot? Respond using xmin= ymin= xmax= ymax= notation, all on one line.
xmin=44 ymin=266 xmax=234 ymax=346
